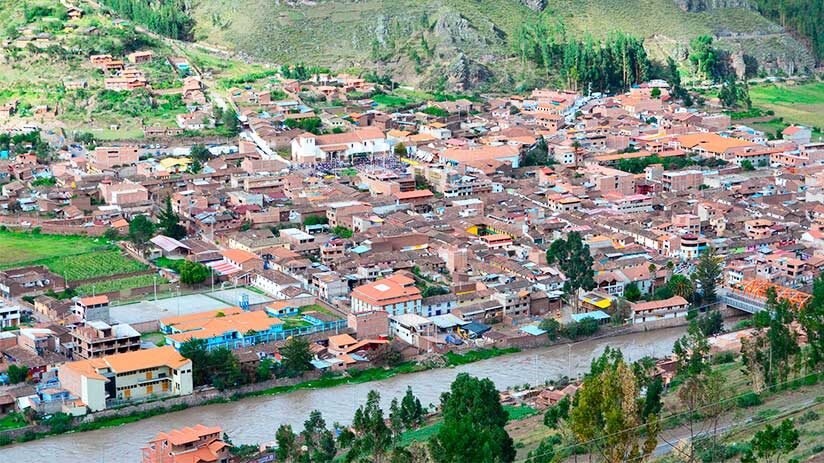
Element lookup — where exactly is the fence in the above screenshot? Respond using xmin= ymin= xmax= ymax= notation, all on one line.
xmin=204 ymin=319 xmax=347 ymax=351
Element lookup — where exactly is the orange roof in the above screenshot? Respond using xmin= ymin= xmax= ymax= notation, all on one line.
xmin=160 ymin=307 xmax=245 ymax=327
xmin=632 ymin=296 xmax=689 ymax=312
xmin=329 ymin=333 xmax=357 ymax=348
xmin=676 ymin=133 xmax=756 ymax=154
xmin=167 ymin=311 xmax=283 ymax=344
xmin=440 ymin=145 xmax=519 ymax=164
xmin=731 ymin=279 xmax=811 ymax=308
xmin=63 ymin=346 xmax=190 ymax=381
xmin=221 ymin=248 xmax=261 ymax=264
xmin=352 ymin=274 xmax=421 ymax=307
xmin=78 ymin=295 xmax=109 ymax=306
xmin=394 ymin=189 xmax=434 ymax=200
xmin=154 ymin=424 xmax=222 ymax=446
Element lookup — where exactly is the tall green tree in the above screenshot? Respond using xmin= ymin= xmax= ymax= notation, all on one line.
xmin=546 ymin=232 xmax=595 ymax=313
xmin=275 ymin=424 xmax=297 ymax=462
xmin=344 ymin=390 xmax=393 ymax=462
xmin=299 ymin=410 xmax=337 ymax=463
xmin=158 ymin=196 xmax=186 ymax=239
xmin=179 ymin=260 xmax=210 ymax=285
xmin=128 ymin=214 xmax=155 ymax=249
xmin=569 ymin=350 xmax=660 ymax=463
xmin=400 ymin=386 xmax=425 ymax=429
xmin=429 ymin=374 xmax=515 ymax=463
xmin=668 ymin=274 xmax=694 ymax=301
xmin=190 ymin=143 xmax=211 ymax=163
xmin=281 ymin=336 xmax=313 ymax=377
xmin=692 ymin=247 xmax=722 ymax=303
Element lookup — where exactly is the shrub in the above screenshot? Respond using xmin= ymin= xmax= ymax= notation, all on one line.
xmin=736 ymin=392 xmax=762 ymax=408
xmin=712 ymin=351 xmax=736 ymax=364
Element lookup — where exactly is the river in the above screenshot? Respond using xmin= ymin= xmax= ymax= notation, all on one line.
xmin=1 ymin=326 xmax=686 ymax=462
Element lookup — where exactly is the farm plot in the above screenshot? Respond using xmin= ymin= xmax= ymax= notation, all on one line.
xmin=75 ymin=274 xmax=168 ymax=296
xmin=0 ymin=230 xmax=109 ymax=268
xmin=42 ymin=250 xmax=148 ymax=282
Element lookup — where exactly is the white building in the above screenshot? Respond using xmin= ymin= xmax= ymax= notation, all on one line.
xmin=291 ymin=127 xmax=389 ymax=164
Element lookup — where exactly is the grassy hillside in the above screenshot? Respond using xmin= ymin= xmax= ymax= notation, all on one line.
xmin=185 ymin=0 xmax=815 ymax=90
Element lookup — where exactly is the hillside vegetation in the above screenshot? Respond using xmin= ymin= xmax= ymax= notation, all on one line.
xmin=180 ymin=0 xmax=815 ymax=91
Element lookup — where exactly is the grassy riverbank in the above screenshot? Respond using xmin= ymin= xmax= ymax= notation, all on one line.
xmin=0 ymin=346 xmax=521 ymax=446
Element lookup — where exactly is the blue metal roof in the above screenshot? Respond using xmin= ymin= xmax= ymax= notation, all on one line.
xmin=520 ymin=325 xmax=547 ymax=336
xmin=571 ymin=310 xmax=611 ymax=323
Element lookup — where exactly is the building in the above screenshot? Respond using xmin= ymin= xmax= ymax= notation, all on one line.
xmin=58 ymin=346 xmax=193 ymax=412
xmin=71 ymin=321 xmax=141 ymax=360
xmin=90 ymin=146 xmax=139 ymax=170
xmin=389 ymin=313 xmax=435 ymax=349
xmin=782 ymin=125 xmax=812 ymax=145
xmin=0 ymin=303 xmax=21 ymax=329
xmin=142 ymin=425 xmax=230 ymax=463
xmin=291 ymin=127 xmax=389 ymax=164
xmin=630 ymin=296 xmax=690 ymax=324
xmin=162 ymin=310 xmax=284 ymax=350
xmin=73 ymin=296 xmax=110 ymax=323
xmin=662 ymin=170 xmax=704 ymax=192
xmin=99 ymin=180 xmax=149 ymax=205
xmin=351 ymin=274 xmax=422 ymax=315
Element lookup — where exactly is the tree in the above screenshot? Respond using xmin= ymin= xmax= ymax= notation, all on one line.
xmin=623 ymin=282 xmax=641 ymax=302
xmin=569 ymin=350 xmax=660 ymax=463
xmin=128 ymin=214 xmax=155 ymax=249
xmin=303 ymin=215 xmax=328 ymax=226
xmin=158 ymin=196 xmax=186 ymax=239
xmin=673 ymin=319 xmax=711 ymax=377
xmin=543 ymin=395 xmax=570 ymax=428
xmin=668 ymin=274 xmax=694 ymax=301
xmin=678 ymin=369 xmax=729 ymax=462
xmin=741 ymin=419 xmax=799 ymax=463
xmin=741 ymin=292 xmax=801 ymax=392
xmin=696 ymin=309 xmax=724 ymax=337
xmin=689 ymin=35 xmax=721 ymax=81
xmin=400 ymin=386 xmax=425 ymax=429
xmin=300 ymin=410 xmax=337 ymax=463
xmin=692 ymin=247 xmax=722 ymax=303
xmin=561 ymin=317 xmax=599 ymax=340
xmin=280 ymin=336 xmax=313 ymax=377
xmin=179 ymin=260 xmax=210 ymax=285
xmin=276 ymin=424 xmax=297 ymax=462
xmin=394 ymin=142 xmax=406 ymax=156
xmin=207 ymin=347 xmax=243 ymax=390
xmin=179 ymin=338 xmax=211 ymax=386
xmin=345 ymin=390 xmax=393 ymax=462
xmin=643 ymin=377 xmax=664 ymax=420
xmin=800 ymin=273 xmax=824 ymax=368
xmin=370 ymin=342 xmax=403 ymax=368
xmin=7 ymin=364 xmax=28 ymax=383
xmin=429 ymin=373 xmax=515 ymax=463
xmin=539 ymin=318 xmax=561 ymax=341
xmin=103 ymin=228 xmax=121 ymax=242
xmin=741 ymin=159 xmax=756 ymax=171
xmin=222 ymin=109 xmax=239 ymax=136
xmin=650 ymin=87 xmax=661 ymax=98
xmin=190 ymin=143 xmax=211 ymax=163
xmin=546 ymin=232 xmax=595 ymax=312
xmin=525 ymin=435 xmax=561 ymax=463
xmin=332 ymin=226 xmax=353 ymax=238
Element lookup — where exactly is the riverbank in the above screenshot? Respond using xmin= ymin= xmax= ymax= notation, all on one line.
xmin=0 ymin=326 xmax=687 ymax=462
xmin=0 ymin=347 xmax=521 ymax=446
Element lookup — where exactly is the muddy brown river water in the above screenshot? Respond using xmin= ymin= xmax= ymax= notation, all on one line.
xmin=1 ymin=326 xmax=686 ymax=462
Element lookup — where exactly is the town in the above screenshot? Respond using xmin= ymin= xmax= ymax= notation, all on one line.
xmin=1 ymin=1 xmax=824 ymax=463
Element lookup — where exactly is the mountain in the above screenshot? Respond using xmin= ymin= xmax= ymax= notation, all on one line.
xmin=162 ymin=0 xmax=818 ymax=90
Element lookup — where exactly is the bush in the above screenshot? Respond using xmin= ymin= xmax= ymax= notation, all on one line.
xmin=561 ymin=317 xmax=599 ymax=340
xmin=736 ymin=392 xmax=762 ymax=408
xmin=797 ymin=410 xmax=819 ymax=425
xmin=712 ymin=351 xmax=736 ymax=364
xmin=734 ymin=319 xmax=752 ymax=330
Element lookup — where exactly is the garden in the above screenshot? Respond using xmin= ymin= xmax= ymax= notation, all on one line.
xmin=40 ymin=249 xmax=148 ymax=282
xmin=74 ymin=274 xmax=168 ymax=296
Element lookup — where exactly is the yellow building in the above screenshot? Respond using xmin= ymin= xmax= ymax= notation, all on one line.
xmin=58 ymin=346 xmax=193 ymax=412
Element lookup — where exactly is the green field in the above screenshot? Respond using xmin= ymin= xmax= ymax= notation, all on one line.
xmin=75 ymin=274 xmax=167 ymax=296
xmin=749 ymin=81 xmax=824 ymax=131
xmin=42 ymin=250 xmax=148 ymax=282
xmin=0 ymin=412 xmax=26 ymax=431
xmin=0 ymin=231 xmax=110 ymax=268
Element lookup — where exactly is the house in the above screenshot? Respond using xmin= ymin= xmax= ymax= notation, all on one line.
xmin=351 ymin=273 xmax=422 ymax=315
xmin=73 ymin=296 xmax=110 ymax=323
xmin=162 ymin=310 xmax=285 ymax=350
xmin=58 ymin=346 xmax=193 ymax=412
xmin=127 ymin=50 xmax=154 ymax=64
xmin=99 ymin=179 xmax=149 ymax=205
xmin=142 ymin=425 xmax=230 ymax=463
xmin=630 ymin=296 xmax=690 ymax=324
xmin=0 ymin=303 xmax=22 ymax=329
xmin=439 ymin=145 xmax=521 ymax=168
xmin=389 ymin=313 xmax=435 ymax=349
xmin=291 ymin=127 xmax=389 ymax=164
xmin=782 ymin=125 xmax=812 ymax=145
xmin=206 ymin=249 xmax=264 ymax=276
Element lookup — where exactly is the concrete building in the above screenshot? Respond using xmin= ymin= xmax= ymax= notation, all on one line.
xmin=58 ymin=346 xmax=193 ymax=412
xmin=389 ymin=313 xmax=435 ymax=349
xmin=71 ymin=321 xmax=141 ymax=360
xmin=662 ymin=170 xmax=704 ymax=192
xmin=630 ymin=296 xmax=690 ymax=324
xmin=351 ymin=274 xmax=422 ymax=315
xmin=73 ymin=296 xmax=110 ymax=323
xmin=90 ymin=146 xmax=139 ymax=170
